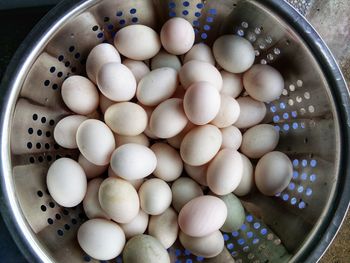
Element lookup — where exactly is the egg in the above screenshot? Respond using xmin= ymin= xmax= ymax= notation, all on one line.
xmin=255 ymin=151 xmax=293 ymax=196
xmin=97 ymin=62 xmax=137 ymax=102
xmin=138 ymin=178 xmax=172 ymax=215
xmin=53 ymin=115 xmax=88 ymax=149
xmin=123 ymin=59 xmax=150 ymax=83
xmin=83 ymin=178 xmax=110 ymax=220
xmin=123 ymin=235 xmax=170 ymax=263
xmin=179 ymin=230 xmax=224 ymax=258
xmin=140 ymin=104 xmax=159 ymax=139
xmin=180 ymin=60 xmax=223 ymax=91
xmin=148 ymin=207 xmax=179 ymax=249
xmin=183 ymin=82 xmax=221 ymax=125
xmin=115 ymin=134 xmax=150 ymax=148
xmin=120 ymin=210 xmax=149 ymax=239
xmin=150 ymin=143 xmax=183 ymax=182
xmin=183 ymin=163 xmax=208 ymax=186
xmin=243 ymin=64 xmax=284 ymax=102
xmin=104 ymin=102 xmax=148 ymax=136
xmin=86 ymin=43 xmax=121 ymax=84
xmin=108 ymin=166 xmax=144 ymax=191
xmin=47 ymin=158 xmax=87 ymax=207
xmin=151 ymin=50 xmax=182 ymax=71
xmin=180 ymin=125 xmax=222 ymax=166
xmin=184 ymin=43 xmax=215 ymax=65
xmin=137 ymin=67 xmax=178 ymax=106
xmin=150 ymin=98 xmax=188 ymax=139
xmin=167 ymin=122 xmax=195 ymax=149
xmin=178 ymin=195 xmax=227 ymax=237
xmin=233 ymin=154 xmax=254 ymax=196
xmin=218 ymin=193 xmax=245 ymax=232
xmin=205 ymin=248 xmax=235 ymax=263
xmin=99 ymin=177 xmax=139 ymax=223
xmin=114 ymin=25 xmax=161 ymax=60
xmin=61 ymin=76 xmax=99 ymax=115
xmin=160 ymin=17 xmax=195 ymax=55
xmin=207 ymin=149 xmax=243 ymax=195
xmin=235 ymin=96 xmax=267 ymax=129
xmin=211 ymin=95 xmax=240 ymax=128
xmin=77 ymin=219 xmax=125 ymax=260
xmin=220 ymin=71 xmax=243 ymax=98
xmin=99 ymin=93 xmax=115 ymax=114
xmin=171 ymin=177 xmax=203 ymax=212
xmin=213 ymin=35 xmax=255 ymax=73
xmin=220 ymin=126 xmax=242 ymax=150
xmin=76 ymin=119 xmax=115 ymax=166
xmin=78 ymin=154 xmax=108 ymax=180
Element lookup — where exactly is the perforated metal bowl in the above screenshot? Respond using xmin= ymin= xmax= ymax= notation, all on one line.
xmin=1 ymin=0 xmax=349 ymax=262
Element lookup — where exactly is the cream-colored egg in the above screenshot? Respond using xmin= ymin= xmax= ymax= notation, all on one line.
xmin=171 ymin=177 xmax=203 ymax=212
xmin=54 ymin=115 xmax=87 ymax=149
xmin=218 ymin=193 xmax=245 ymax=232
xmin=151 ymin=143 xmax=183 ymax=182
xmin=220 ymin=126 xmax=242 ymax=150
xmin=105 ymin=102 xmax=148 ymax=136
xmin=120 ymin=210 xmax=149 ymax=239
xmin=99 ymin=177 xmax=139 ymax=223
xmin=151 ymin=50 xmax=182 ymax=71
xmin=184 ymin=43 xmax=215 ymax=65
xmin=243 ymin=64 xmax=284 ymax=102
xmin=99 ymin=93 xmax=115 ymax=114
xmin=108 ymin=166 xmax=144 ymax=191
xmin=180 ymin=125 xmax=222 ymax=166
xmin=76 ymin=119 xmax=115 ymax=166
xmin=255 ymin=151 xmax=293 ymax=196
xmin=184 ymin=82 xmax=221 ymax=125
xmin=123 ymin=59 xmax=150 ymax=83
xmin=86 ymin=43 xmax=121 ymax=84
xmin=213 ymin=35 xmax=255 ymax=73
xmin=235 ymin=96 xmax=267 ymax=129
xmin=180 ymin=60 xmax=223 ymax=91
xmin=150 ymin=98 xmax=188 ymax=139
xmin=179 ymin=230 xmax=224 ymax=258
xmin=78 ymin=154 xmax=108 ymax=179
xmin=207 ymin=149 xmax=243 ymax=195
xmin=148 ymin=207 xmax=179 ymax=249
xmin=83 ymin=178 xmax=110 ymax=220
xmin=167 ymin=122 xmax=195 ymax=149
xmin=114 ymin=25 xmax=161 ymax=60
xmin=115 ymin=134 xmax=150 ymax=148
xmin=110 ymin=143 xmax=157 ymax=180
xmin=139 ymin=179 xmax=172 ymax=216
xmin=47 ymin=158 xmax=87 ymax=207
xmin=61 ymin=76 xmax=99 ymax=115
xmin=78 ymin=219 xmax=125 ymax=260
xmin=183 ymin=163 xmax=208 ymax=186
xmin=211 ymin=95 xmax=240 ymax=128
xmin=97 ymin=62 xmax=136 ymax=102
xmin=178 ymin=195 xmax=227 ymax=237
xmin=160 ymin=17 xmax=195 ymax=55
xmin=233 ymin=154 xmax=254 ymax=196
xmin=220 ymin=71 xmax=243 ymax=98
xmin=137 ymin=67 xmax=178 ymax=106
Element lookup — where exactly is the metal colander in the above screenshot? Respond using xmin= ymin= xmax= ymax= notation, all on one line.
xmin=1 ymin=0 xmax=350 ymax=262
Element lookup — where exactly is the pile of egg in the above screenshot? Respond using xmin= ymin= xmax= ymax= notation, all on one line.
xmin=48 ymin=17 xmax=293 ymax=262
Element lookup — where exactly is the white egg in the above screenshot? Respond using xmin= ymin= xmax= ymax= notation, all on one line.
xmin=218 ymin=193 xmax=245 ymax=232
xmin=233 ymin=154 xmax=254 ymax=196
xmin=171 ymin=177 xmax=203 ymax=212
xmin=220 ymin=70 xmax=243 ymax=98
xmin=123 ymin=59 xmax=150 ymax=83
xmin=115 ymin=134 xmax=150 ymax=148
xmin=184 ymin=43 xmax=215 ymax=65
xmin=108 ymin=166 xmax=144 ymax=191
xmin=54 ymin=115 xmax=87 ymax=149
xmin=220 ymin=126 xmax=242 ymax=150
xmin=120 ymin=210 xmax=149 ymax=239
xmin=78 ymin=154 xmax=108 ymax=180
xmin=183 ymin=163 xmax=208 ymax=186
xmin=167 ymin=122 xmax=195 ymax=149
xmin=47 ymin=158 xmax=87 ymax=207
xmin=99 ymin=93 xmax=115 ymax=114
xmin=235 ymin=96 xmax=267 ymax=129
xmin=211 ymin=95 xmax=240 ymax=128
xmin=151 ymin=50 xmax=182 ymax=71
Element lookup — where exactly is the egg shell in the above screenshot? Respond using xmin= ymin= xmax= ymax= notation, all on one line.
xmin=78 ymin=154 xmax=108 ymax=180
xmin=123 ymin=235 xmax=170 ymax=263
xmin=167 ymin=122 xmax=195 ymax=149
xmin=218 ymin=193 xmax=245 ymax=232
xmin=139 ymin=178 xmax=172 ymax=216
xmin=184 ymin=43 xmax=215 ymax=65
xmin=47 ymin=158 xmax=87 ymax=207
xmin=137 ymin=67 xmax=178 ymax=106
xmin=213 ymin=35 xmax=255 ymax=73
xmin=115 ymin=134 xmax=150 ymax=148
xmin=120 ymin=210 xmax=149 ymax=239
xmin=233 ymin=154 xmax=254 ymax=196
xmin=235 ymin=96 xmax=267 ymax=129
xmin=53 ymin=115 xmax=88 ymax=149
xmin=178 ymin=195 xmax=227 ymax=237
xmin=179 ymin=230 xmax=224 ymax=258
xmin=83 ymin=178 xmax=110 ymax=220
xmin=76 ymin=119 xmax=115 ymax=166
xmin=148 ymin=207 xmax=179 ymax=249
xmin=184 ymin=82 xmax=221 ymax=125
xmin=86 ymin=43 xmax=121 ymax=84
xmin=220 ymin=126 xmax=242 ymax=150
xmin=61 ymin=76 xmax=99 ymax=115
xmin=77 ymin=219 xmax=125 ymax=260
xmin=171 ymin=177 xmax=203 ymax=212
xmin=99 ymin=177 xmax=139 ymax=223
xmin=220 ymin=71 xmax=243 ymax=98
xmin=205 ymin=248 xmax=236 ymax=263
xmin=183 ymin=163 xmax=208 ymax=186
xmin=151 ymin=50 xmax=182 ymax=71
xmin=243 ymin=64 xmax=284 ymax=102
xmin=255 ymin=151 xmax=293 ymax=196
xmin=211 ymin=95 xmax=240 ymax=128
xmin=99 ymin=93 xmax=115 ymax=114
xmin=108 ymin=166 xmax=144 ymax=191
xmin=150 ymin=98 xmax=188 ymax=139
xmin=160 ymin=17 xmax=195 ymax=55
xmin=114 ymin=25 xmax=161 ymax=60
xmin=97 ymin=62 xmax=137 ymax=102
xmin=123 ymin=59 xmax=150 ymax=83
xmin=180 ymin=124 xmax=222 ymax=166
xmin=207 ymin=149 xmax=243 ymax=195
